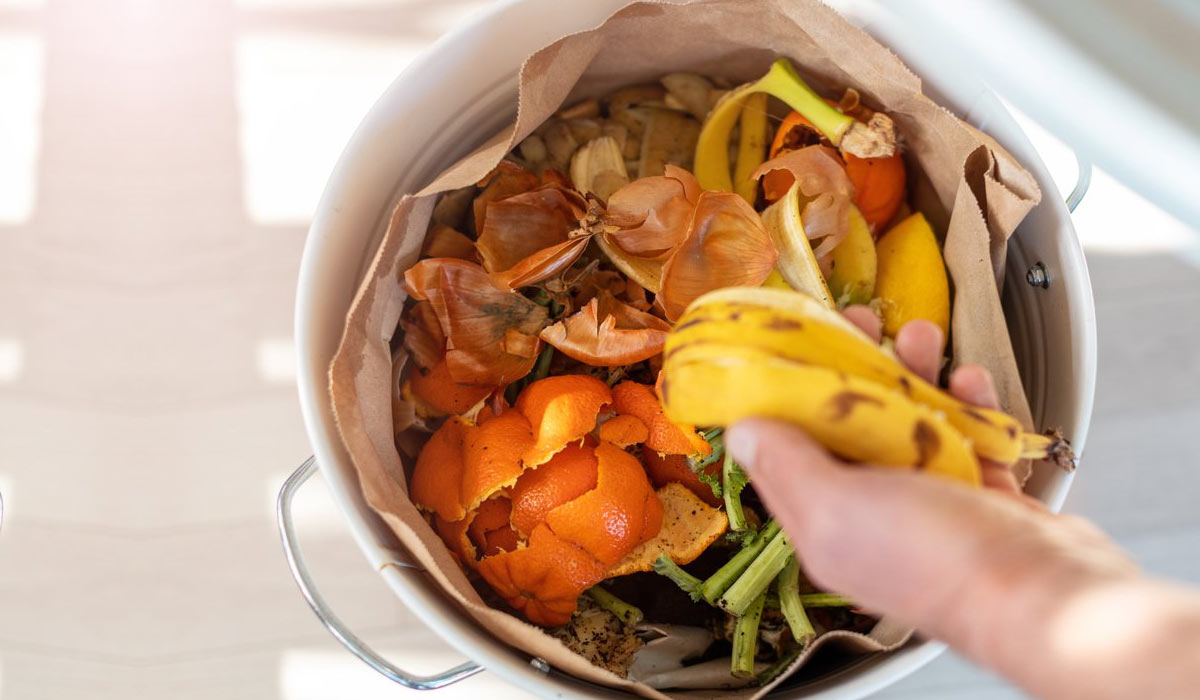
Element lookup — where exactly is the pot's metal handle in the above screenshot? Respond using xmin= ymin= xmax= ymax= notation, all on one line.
xmin=1066 ymin=151 xmax=1092 ymax=213
xmin=277 ymin=457 xmax=484 ymax=690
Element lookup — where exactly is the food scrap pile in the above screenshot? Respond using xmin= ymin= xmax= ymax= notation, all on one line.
xmin=394 ymin=59 xmax=1069 ymax=684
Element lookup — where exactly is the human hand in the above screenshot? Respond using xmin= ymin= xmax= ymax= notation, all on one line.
xmin=840 ymin=305 xmax=1024 ymax=495
xmin=725 ymin=311 xmax=1161 ymax=700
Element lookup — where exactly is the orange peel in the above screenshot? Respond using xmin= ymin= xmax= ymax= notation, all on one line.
xmin=607 ymin=483 xmax=727 ymax=577
xmin=411 ymin=374 xmax=682 ymax=627
xmin=475 ymin=524 xmax=608 ymax=626
xmin=642 ymin=449 xmax=722 ymax=507
xmin=597 ymin=414 xmax=649 ymax=448
xmin=409 ymin=417 xmax=469 ymax=523
xmin=483 ymin=528 xmax=521 ymax=556
xmin=544 ymin=442 xmax=663 ymax=566
xmin=461 ymin=409 xmax=534 ymax=512
xmin=435 ymin=513 xmax=475 ymax=564
xmin=408 ymin=357 xmax=493 ymax=417
xmin=509 ymin=441 xmax=598 ymax=537
xmin=468 ymin=497 xmax=520 ymax=558
xmin=611 ymin=380 xmax=711 ymax=456
xmin=515 ymin=375 xmax=612 ymax=467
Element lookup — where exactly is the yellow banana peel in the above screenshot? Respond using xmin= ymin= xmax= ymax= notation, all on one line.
xmin=759 ymin=181 xmax=836 ymax=308
xmin=661 ymin=342 xmax=981 ymax=485
xmin=664 ymin=287 xmax=1075 ymax=471
xmin=733 ymin=93 xmax=769 ymax=204
xmin=695 ymin=58 xmax=896 ymax=193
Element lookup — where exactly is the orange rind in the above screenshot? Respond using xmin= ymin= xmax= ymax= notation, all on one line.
xmin=434 ymin=513 xmax=475 ymax=564
xmin=509 ymin=441 xmax=599 ymax=537
xmin=611 ymin=380 xmax=711 ymax=457
xmin=408 ymin=357 xmax=493 ymax=417
xmin=468 ymin=496 xmax=520 ymax=557
xmin=411 ymin=374 xmax=681 ymax=626
xmin=642 ymin=449 xmax=722 ymax=507
xmin=516 ymin=375 xmax=612 ymax=467
xmin=544 ymin=442 xmax=663 ymax=567
xmin=475 ymin=524 xmax=608 ymax=626
xmin=409 ymin=417 xmax=470 ymax=523
xmin=596 ymin=414 xmax=649 ymax=448
xmin=461 ymin=409 xmax=534 ymax=513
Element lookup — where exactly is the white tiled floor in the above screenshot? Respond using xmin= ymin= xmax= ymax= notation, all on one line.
xmin=0 ymin=1 xmax=1197 ymax=699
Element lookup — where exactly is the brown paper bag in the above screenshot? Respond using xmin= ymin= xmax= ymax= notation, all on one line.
xmin=329 ymin=0 xmax=1042 ymax=696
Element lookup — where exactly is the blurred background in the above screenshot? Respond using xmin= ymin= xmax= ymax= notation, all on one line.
xmin=0 ymin=0 xmax=1196 ymax=698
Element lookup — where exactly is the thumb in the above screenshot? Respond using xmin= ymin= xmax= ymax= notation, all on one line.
xmin=725 ymin=418 xmax=848 ymax=546
xmin=726 ymin=417 xmax=994 ymax=631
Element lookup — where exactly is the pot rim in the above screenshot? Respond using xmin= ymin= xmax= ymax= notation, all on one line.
xmin=292 ymin=1 xmax=1097 ymax=697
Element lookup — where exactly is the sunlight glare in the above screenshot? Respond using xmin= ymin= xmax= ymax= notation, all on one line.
xmin=0 ymin=474 xmax=11 ymax=523
xmin=256 ymin=337 xmax=296 ymax=384
xmin=280 ymin=649 xmax=533 ymax=700
xmin=235 ymin=30 xmax=422 ymax=225
xmin=0 ymin=340 xmax=24 ymax=382
xmin=1007 ymin=101 xmax=1200 ymax=263
xmin=0 ymin=32 xmax=42 ymax=225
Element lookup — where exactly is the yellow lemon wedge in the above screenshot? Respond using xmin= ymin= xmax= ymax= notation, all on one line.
xmin=874 ymin=212 xmax=950 ymax=337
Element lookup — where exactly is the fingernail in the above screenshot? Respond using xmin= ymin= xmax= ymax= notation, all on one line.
xmin=725 ymin=421 xmax=761 ymax=469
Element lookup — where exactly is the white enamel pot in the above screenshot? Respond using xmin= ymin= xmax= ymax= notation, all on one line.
xmin=279 ymin=0 xmax=1097 ymax=697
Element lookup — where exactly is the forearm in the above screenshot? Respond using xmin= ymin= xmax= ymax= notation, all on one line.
xmin=955 ymin=543 xmax=1200 ymax=700
xmin=729 ymin=419 xmax=1200 ymax=700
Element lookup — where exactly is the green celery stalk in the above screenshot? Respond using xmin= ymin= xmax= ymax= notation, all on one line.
xmin=730 ymin=592 xmax=766 ymax=679
xmin=776 ymin=557 xmax=815 ymax=645
xmin=718 ymin=528 xmax=793 ymax=616
xmin=651 ymin=555 xmax=704 ymax=601
xmin=585 ymin=586 xmax=643 ymax=626
xmin=722 ymin=451 xmax=749 ymax=532
xmin=700 ymin=521 xmax=782 ymax=604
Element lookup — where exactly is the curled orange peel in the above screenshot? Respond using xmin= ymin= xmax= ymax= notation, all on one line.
xmin=642 ymin=449 xmax=722 ymax=507
xmin=411 ymin=374 xmax=679 ymax=626
xmin=461 ymin=410 xmax=534 ymax=513
xmin=434 ymin=513 xmax=475 ymax=564
xmin=408 ymin=356 xmax=493 ymax=417
xmin=410 ymin=417 xmax=470 ymax=523
xmin=611 ymin=380 xmax=711 ymax=457
xmin=597 ymin=414 xmax=650 ymax=448
xmin=509 ymin=441 xmax=598 ymax=538
xmin=544 ymin=442 xmax=663 ymax=567
xmin=468 ymin=496 xmax=520 ymax=558
xmin=515 ymin=374 xmax=612 ymax=467
xmin=475 ymin=524 xmax=608 ymax=626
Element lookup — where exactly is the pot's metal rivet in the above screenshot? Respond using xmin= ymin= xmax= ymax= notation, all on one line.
xmin=530 ymin=657 xmax=550 ymax=673
xmin=1026 ymin=262 xmax=1050 ymax=289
